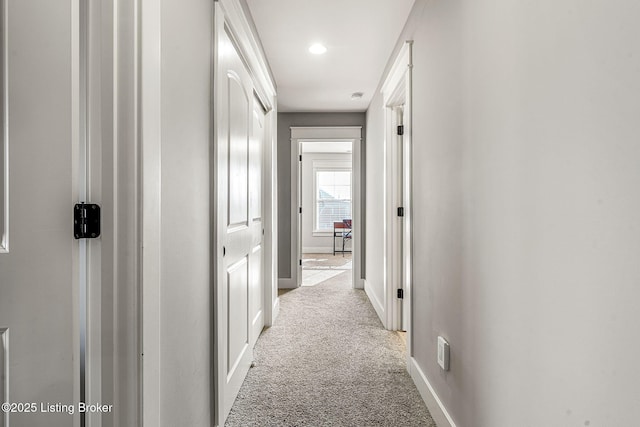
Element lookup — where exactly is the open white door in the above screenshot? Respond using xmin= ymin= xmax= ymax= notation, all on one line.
xmin=0 ymin=1 xmax=88 ymax=426
xmin=215 ymin=25 xmax=265 ymax=424
xmin=250 ymin=97 xmax=266 ymax=346
xmin=296 ymin=140 xmax=303 ymax=285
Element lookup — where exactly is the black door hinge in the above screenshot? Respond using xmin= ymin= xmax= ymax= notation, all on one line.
xmin=223 ymin=246 xmax=226 ymax=256
xmin=299 ymin=207 xmax=302 ymax=214
xmin=74 ymin=203 xmax=101 ymax=239
xmin=397 ymin=289 xmax=404 ymax=299
xmin=397 ymin=207 xmax=404 ymax=217
xmin=299 ymin=259 xmax=302 ymax=266
xmin=299 ymin=155 xmax=302 ymax=161
xmin=397 ymin=125 xmax=404 ymax=135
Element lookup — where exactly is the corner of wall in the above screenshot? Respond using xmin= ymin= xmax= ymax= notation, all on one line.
xmin=278 ymin=278 xmax=296 ymax=289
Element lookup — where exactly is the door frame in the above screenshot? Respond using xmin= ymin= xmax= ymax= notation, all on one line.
xmin=0 ymin=0 xmax=7 ymax=255
xmin=0 ymin=1 xmax=140 ymax=425
xmin=88 ymin=0 xmax=145 ymax=425
xmin=134 ymin=0 xmax=278 ymax=425
xmin=288 ymin=126 xmax=363 ymax=290
xmin=381 ymin=41 xmax=413 ymax=354
xmin=212 ymin=1 xmax=278 ymax=425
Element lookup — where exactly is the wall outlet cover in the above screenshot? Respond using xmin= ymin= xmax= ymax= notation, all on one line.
xmin=437 ymin=336 xmax=450 ymax=371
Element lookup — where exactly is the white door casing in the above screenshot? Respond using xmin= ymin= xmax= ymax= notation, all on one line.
xmin=381 ymin=42 xmax=413 ymax=356
xmin=0 ymin=1 xmax=145 ymax=425
xmin=394 ymin=106 xmax=409 ymax=332
xmin=288 ymin=127 xmax=364 ymax=291
xmin=296 ymin=140 xmax=302 ymax=284
xmin=0 ymin=0 xmax=6 ymax=255
xmin=250 ymin=98 xmax=266 ymax=346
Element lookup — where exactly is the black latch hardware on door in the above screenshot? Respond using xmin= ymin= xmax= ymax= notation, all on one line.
xmin=397 ymin=289 xmax=404 ymax=299
xmin=397 ymin=207 xmax=405 ymax=217
xmin=397 ymin=125 xmax=404 ymax=135
xmin=74 ymin=203 xmax=101 ymax=239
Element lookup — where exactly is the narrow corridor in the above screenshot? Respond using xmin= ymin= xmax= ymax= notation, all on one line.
xmin=224 ymin=266 xmax=435 ymax=426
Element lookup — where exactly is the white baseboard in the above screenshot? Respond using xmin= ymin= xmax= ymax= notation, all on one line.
xmin=409 ymin=357 xmax=457 ymax=427
xmin=272 ymin=297 xmax=280 ymax=323
xmin=278 ymin=277 xmax=297 ymax=289
xmin=302 ymin=247 xmax=333 ymax=254
xmin=364 ymin=279 xmax=385 ymax=325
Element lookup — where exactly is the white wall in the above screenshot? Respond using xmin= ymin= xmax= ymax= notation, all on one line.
xmin=301 ymin=152 xmax=352 ymax=253
xmin=367 ymin=0 xmax=640 ymax=426
xmin=159 ymin=0 xmax=213 ymax=424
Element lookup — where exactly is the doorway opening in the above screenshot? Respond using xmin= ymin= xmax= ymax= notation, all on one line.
xmin=381 ymin=41 xmax=413 ymax=358
xmin=299 ymin=140 xmax=353 ymax=288
xmin=288 ymin=126 xmax=363 ymax=290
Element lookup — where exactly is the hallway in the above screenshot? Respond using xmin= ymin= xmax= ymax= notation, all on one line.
xmin=225 ymin=271 xmax=434 ymax=426
xmin=1 ymin=0 xmax=639 ymax=426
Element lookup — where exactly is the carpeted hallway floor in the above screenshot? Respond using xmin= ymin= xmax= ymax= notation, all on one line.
xmin=224 ymin=257 xmax=436 ymax=427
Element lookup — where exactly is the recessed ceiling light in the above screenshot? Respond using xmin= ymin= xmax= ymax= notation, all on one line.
xmin=351 ymin=92 xmax=364 ymax=100
xmin=309 ymin=43 xmax=327 ymax=55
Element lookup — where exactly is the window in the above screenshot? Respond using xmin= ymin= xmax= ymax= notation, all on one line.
xmin=314 ymin=169 xmax=351 ymax=231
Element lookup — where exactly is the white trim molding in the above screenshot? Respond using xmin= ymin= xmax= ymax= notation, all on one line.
xmin=409 ymin=357 xmax=457 ymax=427
xmin=140 ymin=0 xmax=163 ymax=424
xmin=380 ymin=42 xmax=413 ymax=351
xmin=271 ymin=297 xmax=280 ymax=323
xmin=289 ymin=127 xmax=363 ymax=290
xmin=0 ymin=0 xmax=8 ymax=254
xmin=222 ymin=0 xmax=276 ymax=105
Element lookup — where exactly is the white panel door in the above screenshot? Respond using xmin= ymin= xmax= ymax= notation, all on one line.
xmin=0 ymin=2 xmax=82 ymax=426
xmin=216 ymin=28 xmax=265 ymax=423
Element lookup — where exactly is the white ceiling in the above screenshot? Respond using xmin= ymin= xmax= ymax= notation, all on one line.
xmin=244 ymin=0 xmax=415 ymax=113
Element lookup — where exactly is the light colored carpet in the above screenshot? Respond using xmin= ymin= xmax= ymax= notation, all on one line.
xmin=224 ymin=268 xmax=436 ymax=427
xmin=301 ymin=269 xmax=344 ymax=286
xmin=302 ymin=253 xmax=352 ymax=269
xmin=302 ymin=254 xmax=353 ymax=287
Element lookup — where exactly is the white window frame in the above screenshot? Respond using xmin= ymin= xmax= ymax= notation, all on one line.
xmin=312 ymin=160 xmax=352 ymax=234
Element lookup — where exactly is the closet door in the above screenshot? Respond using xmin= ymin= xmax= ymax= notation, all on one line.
xmin=216 ymin=25 xmax=265 ymax=423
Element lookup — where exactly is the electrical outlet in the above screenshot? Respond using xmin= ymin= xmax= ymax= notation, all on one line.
xmin=437 ymin=336 xmax=450 ymax=371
